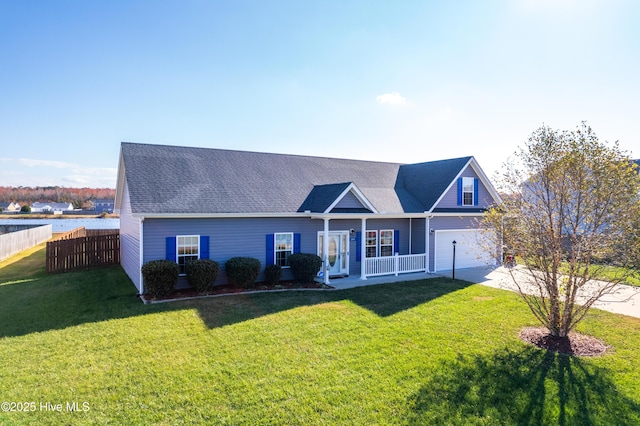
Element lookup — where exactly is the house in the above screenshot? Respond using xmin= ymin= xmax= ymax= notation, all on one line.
xmin=115 ymin=142 xmax=502 ymax=294
xmin=30 ymin=202 xmax=75 ymax=214
xmin=91 ymin=198 xmax=115 ymax=213
xmin=0 ymin=202 xmax=20 ymax=213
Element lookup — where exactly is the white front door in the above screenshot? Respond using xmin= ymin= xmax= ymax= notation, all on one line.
xmin=318 ymin=231 xmax=349 ymax=277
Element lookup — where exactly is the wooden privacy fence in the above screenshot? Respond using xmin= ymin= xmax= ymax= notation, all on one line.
xmin=46 ymin=228 xmax=120 ymax=273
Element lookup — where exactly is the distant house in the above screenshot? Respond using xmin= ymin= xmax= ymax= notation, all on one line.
xmin=92 ymin=198 xmax=115 ymax=214
xmin=30 ymin=202 xmax=74 ymax=214
xmin=0 ymin=202 xmax=20 ymax=213
xmin=115 ymin=142 xmax=503 ymax=294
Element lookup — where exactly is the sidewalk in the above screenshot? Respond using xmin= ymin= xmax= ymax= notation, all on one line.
xmin=441 ymin=266 xmax=640 ymax=319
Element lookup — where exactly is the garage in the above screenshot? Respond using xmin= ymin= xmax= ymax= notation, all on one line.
xmin=434 ymin=229 xmax=496 ymax=272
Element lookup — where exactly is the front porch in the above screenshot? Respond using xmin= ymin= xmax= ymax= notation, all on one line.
xmin=313 ymin=213 xmax=435 ymax=286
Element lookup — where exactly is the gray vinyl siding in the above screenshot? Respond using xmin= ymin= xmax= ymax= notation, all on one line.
xmin=142 ymin=216 xmax=420 ymax=286
xmin=334 ymin=191 xmax=365 ymax=209
xmin=410 ymin=218 xmax=427 ymax=255
xmin=126 ymin=211 xmax=489 ymax=289
xmin=143 ymin=217 xmax=324 ymax=286
xmin=119 ymin=181 xmax=142 ymax=291
xmin=435 ymin=166 xmax=494 ymax=209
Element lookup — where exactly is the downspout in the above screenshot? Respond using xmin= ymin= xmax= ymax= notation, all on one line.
xmin=425 ymin=215 xmax=431 ymax=273
xmin=139 ymin=216 xmax=145 ymax=295
xmin=360 ymin=217 xmax=367 ymax=280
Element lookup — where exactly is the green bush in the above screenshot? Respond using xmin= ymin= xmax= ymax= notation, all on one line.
xmin=225 ymin=257 xmax=261 ymax=288
xmin=141 ymin=260 xmax=180 ymax=298
xmin=288 ymin=253 xmax=322 ymax=283
xmin=264 ymin=264 xmax=282 ymax=286
xmin=186 ymin=259 xmax=220 ymax=293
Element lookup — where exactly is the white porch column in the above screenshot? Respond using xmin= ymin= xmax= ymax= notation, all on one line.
xmin=323 ymin=217 xmax=330 ymax=285
xmin=425 ymin=215 xmax=431 ymax=273
xmin=360 ymin=217 xmax=367 ymax=280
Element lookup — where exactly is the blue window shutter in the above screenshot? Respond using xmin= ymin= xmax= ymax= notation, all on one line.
xmin=457 ymin=177 xmax=463 ymax=206
xmin=394 ymin=230 xmax=400 ymax=254
xmin=266 ymin=234 xmax=275 ymax=265
xmin=293 ymin=233 xmax=301 ymax=253
xmin=356 ymin=231 xmax=362 ymax=262
xmin=200 ymin=236 xmax=210 ymax=259
xmin=473 ymin=178 xmax=479 ymax=206
xmin=166 ymin=236 xmax=176 ymax=261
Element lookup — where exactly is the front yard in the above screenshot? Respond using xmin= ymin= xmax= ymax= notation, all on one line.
xmin=0 ymin=245 xmax=639 ymax=424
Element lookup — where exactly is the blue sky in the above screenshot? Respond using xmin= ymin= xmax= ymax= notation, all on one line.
xmin=1 ymin=0 xmax=638 ymax=188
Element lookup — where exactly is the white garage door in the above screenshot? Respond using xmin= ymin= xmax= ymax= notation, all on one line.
xmin=434 ymin=229 xmax=495 ymax=272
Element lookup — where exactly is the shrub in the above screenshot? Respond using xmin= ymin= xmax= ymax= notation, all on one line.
xmin=288 ymin=253 xmax=322 ymax=283
xmin=225 ymin=257 xmax=261 ymax=288
xmin=264 ymin=264 xmax=282 ymax=286
xmin=141 ymin=260 xmax=180 ymax=298
xmin=186 ymin=259 xmax=220 ymax=293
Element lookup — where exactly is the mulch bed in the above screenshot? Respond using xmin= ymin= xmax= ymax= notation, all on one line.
xmin=141 ymin=281 xmax=332 ymax=303
xmin=519 ymin=326 xmax=610 ymax=357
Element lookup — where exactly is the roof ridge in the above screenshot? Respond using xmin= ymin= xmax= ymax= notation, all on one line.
xmin=121 ymin=141 xmax=405 ymax=167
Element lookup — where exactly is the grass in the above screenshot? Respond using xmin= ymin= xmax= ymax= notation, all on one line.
xmin=516 ymin=255 xmax=640 ymax=287
xmin=593 ymin=264 xmax=640 ymax=287
xmin=0 ymin=246 xmax=639 ymax=424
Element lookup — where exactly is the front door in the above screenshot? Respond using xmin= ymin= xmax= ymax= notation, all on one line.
xmin=318 ymin=231 xmax=349 ymax=277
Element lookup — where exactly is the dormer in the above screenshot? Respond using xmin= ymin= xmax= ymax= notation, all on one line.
xmin=298 ymin=182 xmax=377 ymax=214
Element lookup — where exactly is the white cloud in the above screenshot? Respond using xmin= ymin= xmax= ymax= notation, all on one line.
xmin=376 ymin=92 xmax=408 ymax=106
xmin=0 ymin=157 xmax=116 ymax=187
xmin=17 ymin=158 xmax=77 ymax=169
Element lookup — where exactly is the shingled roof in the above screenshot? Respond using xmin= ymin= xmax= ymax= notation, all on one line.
xmin=118 ymin=142 xmax=475 ymax=215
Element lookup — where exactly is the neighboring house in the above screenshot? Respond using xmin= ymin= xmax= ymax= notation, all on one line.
xmin=30 ymin=202 xmax=75 ymax=213
xmin=92 ymin=198 xmax=115 ymax=213
xmin=0 ymin=202 xmax=20 ymax=212
xmin=115 ymin=142 xmax=503 ymax=294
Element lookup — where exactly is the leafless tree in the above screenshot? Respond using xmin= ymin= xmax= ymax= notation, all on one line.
xmin=483 ymin=123 xmax=640 ymax=337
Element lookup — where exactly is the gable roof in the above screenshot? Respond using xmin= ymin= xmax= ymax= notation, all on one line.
xmin=116 ymin=142 xmax=497 ymax=215
xmin=395 ymin=157 xmax=475 ymax=213
xmin=298 ymin=182 xmax=377 ymax=214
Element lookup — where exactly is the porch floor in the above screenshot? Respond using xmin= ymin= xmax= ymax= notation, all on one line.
xmin=320 ymin=271 xmax=441 ymax=290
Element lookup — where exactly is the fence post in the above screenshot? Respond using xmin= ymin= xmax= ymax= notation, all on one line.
xmin=394 ymin=252 xmax=399 ymax=276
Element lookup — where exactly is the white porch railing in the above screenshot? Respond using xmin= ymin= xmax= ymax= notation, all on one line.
xmin=365 ymin=253 xmax=427 ymax=277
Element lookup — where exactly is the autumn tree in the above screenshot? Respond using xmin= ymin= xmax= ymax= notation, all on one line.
xmin=484 ymin=123 xmax=640 ymax=338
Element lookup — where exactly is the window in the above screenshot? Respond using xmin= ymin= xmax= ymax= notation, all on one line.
xmin=275 ymin=232 xmax=293 ymax=267
xmin=365 ymin=230 xmax=378 ymax=258
xmin=380 ymin=230 xmax=394 ymax=257
xmin=462 ymin=177 xmax=475 ymax=206
xmin=177 ymin=235 xmax=199 ymax=275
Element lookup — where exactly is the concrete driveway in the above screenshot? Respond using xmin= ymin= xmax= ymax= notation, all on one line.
xmin=439 ymin=266 xmax=640 ymax=319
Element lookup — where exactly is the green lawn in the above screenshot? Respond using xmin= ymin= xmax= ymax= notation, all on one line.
xmin=1 ymin=245 xmax=639 ymax=425
xmin=595 ymin=264 xmax=640 ymax=287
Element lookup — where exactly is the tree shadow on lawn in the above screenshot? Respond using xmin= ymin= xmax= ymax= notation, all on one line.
xmin=0 ymin=252 xmax=473 ymax=337
xmin=406 ymin=346 xmax=640 ymax=425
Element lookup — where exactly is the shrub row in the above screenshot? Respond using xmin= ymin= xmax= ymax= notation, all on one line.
xmin=141 ymin=253 xmax=322 ymax=297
